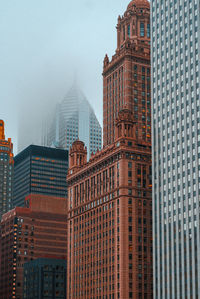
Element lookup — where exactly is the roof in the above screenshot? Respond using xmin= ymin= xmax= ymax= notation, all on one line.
xmin=14 ymin=144 xmax=68 ymax=165
xmin=127 ymin=0 xmax=150 ymax=10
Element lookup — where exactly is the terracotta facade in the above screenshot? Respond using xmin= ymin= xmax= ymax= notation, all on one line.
xmin=66 ymin=0 xmax=152 ymax=298
xmin=67 ymin=108 xmax=152 ymax=298
xmin=103 ymin=0 xmax=150 ymax=147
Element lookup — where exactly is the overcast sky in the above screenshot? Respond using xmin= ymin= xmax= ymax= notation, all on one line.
xmin=0 ymin=0 xmax=129 ymax=154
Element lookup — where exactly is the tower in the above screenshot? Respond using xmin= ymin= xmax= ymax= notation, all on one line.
xmin=103 ymin=0 xmax=150 ymax=146
xmin=67 ymin=108 xmax=152 ymax=298
xmin=0 ymin=120 xmax=14 ymax=219
xmin=151 ymin=0 xmax=200 ymax=298
xmin=43 ymin=84 xmax=102 ymax=158
xmin=68 ymin=140 xmax=87 ymax=173
xmin=66 ymin=2 xmax=152 ymax=297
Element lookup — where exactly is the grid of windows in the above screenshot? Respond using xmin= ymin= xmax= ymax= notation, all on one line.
xmin=44 ymin=84 xmax=102 ymax=158
xmin=151 ymin=0 xmax=200 ymax=298
xmin=13 ymin=145 xmax=68 ymax=207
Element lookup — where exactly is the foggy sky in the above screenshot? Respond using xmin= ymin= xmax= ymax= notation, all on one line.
xmin=0 ymin=0 xmax=129 ymax=154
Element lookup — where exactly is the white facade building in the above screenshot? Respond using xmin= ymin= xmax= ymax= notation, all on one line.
xmin=44 ymin=84 xmax=102 ymax=158
xmin=151 ymin=0 xmax=200 ymax=298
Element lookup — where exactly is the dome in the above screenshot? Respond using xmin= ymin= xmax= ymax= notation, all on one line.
xmin=127 ymin=0 xmax=150 ymax=10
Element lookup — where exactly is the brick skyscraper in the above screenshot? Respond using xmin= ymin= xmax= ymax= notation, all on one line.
xmin=0 ymin=120 xmax=14 ymax=219
xmin=67 ymin=1 xmax=152 ymax=298
xmin=67 ymin=110 xmax=152 ymax=298
xmin=0 ymin=194 xmax=67 ymax=299
xmin=103 ymin=0 xmax=150 ymax=146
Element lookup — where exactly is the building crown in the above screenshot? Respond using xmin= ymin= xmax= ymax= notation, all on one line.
xmin=127 ymin=0 xmax=150 ymax=10
xmin=0 ymin=120 xmax=5 ymax=140
xmin=116 ymin=0 xmax=150 ymax=50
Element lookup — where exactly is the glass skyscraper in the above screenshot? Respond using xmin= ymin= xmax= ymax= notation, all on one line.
xmin=13 ymin=145 xmax=68 ymax=207
xmin=151 ymin=0 xmax=200 ymax=298
xmin=43 ymin=84 xmax=102 ymax=158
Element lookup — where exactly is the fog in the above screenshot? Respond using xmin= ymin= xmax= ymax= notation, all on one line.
xmin=0 ymin=0 xmax=129 ymax=154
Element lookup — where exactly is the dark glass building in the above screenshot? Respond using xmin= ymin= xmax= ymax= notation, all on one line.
xmin=23 ymin=258 xmax=66 ymax=299
xmin=13 ymin=145 xmax=68 ymax=207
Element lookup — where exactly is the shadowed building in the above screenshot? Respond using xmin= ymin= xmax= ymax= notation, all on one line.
xmin=0 ymin=120 xmax=14 ymax=220
xmin=23 ymin=258 xmax=66 ymax=299
xmin=0 ymin=194 xmax=67 ymax=299
xmin=13 ymin=145 xmax=68 ymax=207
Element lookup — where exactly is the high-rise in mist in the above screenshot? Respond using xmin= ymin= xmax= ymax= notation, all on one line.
xmin=42 ymin=83 xmax=102 ymax=157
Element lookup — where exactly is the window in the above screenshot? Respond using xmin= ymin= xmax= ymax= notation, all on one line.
xmin=127 ymin=24 xmax=130 ymax=37
xmin=140 ymin=23 xmax=144 ymax=37
xmin=147 ymin=23 xmax=150 ymax=37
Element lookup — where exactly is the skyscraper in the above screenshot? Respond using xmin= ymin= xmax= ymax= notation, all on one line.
xmin=43 ymin=83 xmax=102 ymax=158
xmin=103 ymin=0 xmax=150 ymax=146
xmin=151 ymin=0 xmax=200 ymax=297
xmin=13 ymin=145 xmax=68 ymax=207
xmin=67 ymin=110 xmax=152 ymax=298
xmin=66 ymin=1 xmax=152 ymax=298
xmin=0 ymin=120 xmax=14 ymax=219
xmin=18 ymin=84 xmax=102 ymax=158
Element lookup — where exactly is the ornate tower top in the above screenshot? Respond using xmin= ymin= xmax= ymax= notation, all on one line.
xmin=0 ymin=120 xmax=5 ymax=140
xmin=115 ymin=109 xmax=136 ymax=142
xmin=102 ymin=0 xmax=151 ymax=147
xmin=127 ymin=0 xmax=150 ymax=10
xmin=69 ymin=140 xmax=87 ymax=173
xmin=116 ymin=0 xmax=150 ymax=50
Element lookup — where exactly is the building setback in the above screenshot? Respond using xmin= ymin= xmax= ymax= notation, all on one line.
xmin=13 ymin=145 xmax=68 ymax=207
xmin=151 ymin=0 xmax=200 ymax=297
xmin=0 ymin=194 xmax=67 ymax=299
xmin=103 ymin=0 xmax=150 ymax=146
xmin=67 ymin=109 xmax=152 ymax=298
xmin=23 ymin=258 xmax=66 ymax=299
xmin=0 ymin=120 xmax=14 ymax=220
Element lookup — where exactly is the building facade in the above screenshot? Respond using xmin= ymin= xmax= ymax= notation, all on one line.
xmin=23 ymin=258 xmax=66 ymax=299
xmin=151 ymin=0 xmax=200 ymax=298
xmin=67 ymin=109 xmax=152 ymax=298
xmin=0 ymin=194 xmax=67 ymax=299
xmin=13 ymin=145 xmax=68 ymax=207
xmin=103 ymin=0 xmax=150 ymax=146
xmin=43 ymin=84 xmax=102 ymax=158
xmin=0 ymin=120 xmax=14 ymax=219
